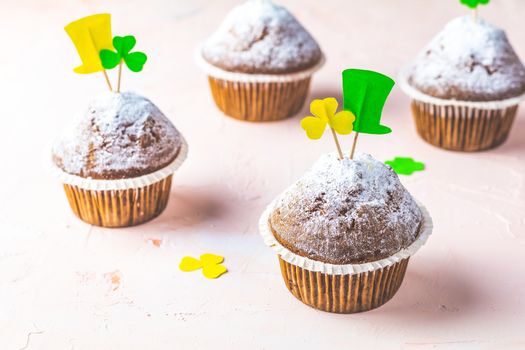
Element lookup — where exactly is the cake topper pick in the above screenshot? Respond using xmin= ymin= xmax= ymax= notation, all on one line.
xmin=100 ymin=35 xmax=147 ymax=92
xmin=65 ymin=14 xmax=148 ymax=93
xmin=64 ymin=14 xmax=114 ymax=90
xmin=300 ymin=98 xmax=356 ymax=159
xmin=301 ymin=69 xmax=394 ymax=160
xmin=460 ymin=0 xmax=490 ymax=20
xmin=342 ymin=69 xmax=394 ymax=159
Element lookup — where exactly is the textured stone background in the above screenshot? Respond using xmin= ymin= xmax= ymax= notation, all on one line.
xmin=1 ymin=0 xmax=524 ymax=348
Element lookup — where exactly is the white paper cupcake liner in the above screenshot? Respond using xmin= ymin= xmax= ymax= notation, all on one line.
xmin=398 ymin=66 xmax=525 ymax=110
xmin=195 ymin=47 xmax=325 ymax=83
xmin=259 ymin=198 xmax=433 ymax=276
xmin=49 ymin=136 xmax=188 ymax=191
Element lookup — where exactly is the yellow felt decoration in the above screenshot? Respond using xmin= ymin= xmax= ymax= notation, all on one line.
xmin=300 ymin=117 xmax=326 ymax=140
xmin=64 ymin=14 xmax=113 ymax=74
xmin=310 ymin=97 xmax=338 ymax=122
xmin=202 ymin=264 xmax=228 ymax=279
xmin=179 ymin=253 xmax=228 ymax=279
xmin=331 ymin=110 xmax=355 ymax=135
xmin=300 ymin=98 xmax=356 ymax=140
xmin=200 ymin=253 xmax=224 ymax=266
xmin=179 ymin=256 xmax=202 ymax=272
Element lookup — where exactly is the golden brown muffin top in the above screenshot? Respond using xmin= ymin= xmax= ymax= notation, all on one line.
xmin=201 ymin=0 xmax=322 ymax=74
xmin=270 ymin=153 xmax=423 ymax=265
xmin=52 ymin=91 xmax=182 ymax=180
xmin=408 ymin=16 xmax=525 ymax=101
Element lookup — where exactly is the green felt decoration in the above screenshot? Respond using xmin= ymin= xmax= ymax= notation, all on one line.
xmin=342 ymin=69 xmax=395 ymax=135
xmin=99 ymin=50 xmax=120 ymax=69
xmin=99 ymin=35 xmax=148 ymax=72
xmin=460 ymin=0 xmax=490 ymax=9
xmin=124 ymin=52 xmax=148 ymax=72
xmin=385 ymin=157 xmax=425 ymax=176
xmin=114 ymin=35 xmax=136 ymax=56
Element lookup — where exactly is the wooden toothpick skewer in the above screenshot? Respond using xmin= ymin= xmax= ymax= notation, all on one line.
xmin=349 ymin=132 xmax=360 ymax=160
xmin=330 ymin=128 xmax=344 ymax=160
xmin=102 ymin=70 xmax=113 ymax=91
xmin=117 ymin=61 xmax=123 ymax=93
xmin=473 ymin=7 xmax=478 ymax=21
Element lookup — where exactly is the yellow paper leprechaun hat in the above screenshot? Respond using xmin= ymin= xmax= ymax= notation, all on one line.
xmin=64 ymin=14 xmax=113 ymax=74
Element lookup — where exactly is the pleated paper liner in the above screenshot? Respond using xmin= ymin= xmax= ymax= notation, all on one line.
xmin=399 ymin=68 xmax=525 ymax=152
xmin=196 ymin=49 xmax=325 ymax=122
xmin=259 ymin=200 xmax=433 ymax=313
xmin=51 ymin=138 xmax=188 ymax=228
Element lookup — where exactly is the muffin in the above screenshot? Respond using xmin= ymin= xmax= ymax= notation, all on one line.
xmin=259 ymin=153 xmax=432 ymax=313
xmin=400 ymin=16 xmax=525 ymax=151
xmin=52 ymin=91 xmax=187 ymax=227
xmin=197 ymin=0 xmax=324 ymax=122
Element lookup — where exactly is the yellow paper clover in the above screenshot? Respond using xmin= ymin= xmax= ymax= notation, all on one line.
xmin=179 ymin=253 xmax=228 ymax=279
xmin=300 ymin=98 xmax=356 ymax=140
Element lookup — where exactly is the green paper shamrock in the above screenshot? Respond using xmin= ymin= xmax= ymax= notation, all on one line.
xmin=342 ymin=69 xmax=395 ymax=135
xmin=385 ymin=157 xmax=425 ymax=176
xmin=100 ymin=35 xmax=147 ymax=72
xmin=460 ymin=0 xmax=490 ymax=9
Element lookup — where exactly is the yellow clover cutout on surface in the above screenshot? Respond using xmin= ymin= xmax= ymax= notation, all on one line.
xmin=179 ymin=253 xmax=228 ymax=279
xmin=300 ymin=97 xmax=356 ymax=140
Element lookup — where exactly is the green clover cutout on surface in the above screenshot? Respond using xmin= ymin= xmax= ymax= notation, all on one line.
xmin=460 ymin=0 xmax=490 ymax=9
xmin=385 ymin=157 xmax=425 ymax=176
xmin=100 ymin=35 xmax=147 ymax=72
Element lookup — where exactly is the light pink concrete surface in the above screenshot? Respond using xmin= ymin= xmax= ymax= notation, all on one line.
xmin=1 ymin=0 xmax=525 ymax=349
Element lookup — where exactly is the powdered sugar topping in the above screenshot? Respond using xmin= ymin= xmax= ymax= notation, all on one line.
xmin=270 ymin=153 xmax=423 ymax=264
xmin=202 ymin=0 xmax=322 ymax=74
xmin=408 ymin=16 xmax=525 ymax=101
xmin=53 ymin=91 xmax=182 ymax=179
